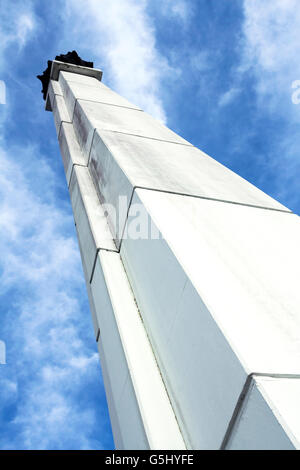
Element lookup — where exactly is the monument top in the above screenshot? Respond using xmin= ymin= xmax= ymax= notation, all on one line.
xmin=37 ymin=50 xmax=102 ymax=100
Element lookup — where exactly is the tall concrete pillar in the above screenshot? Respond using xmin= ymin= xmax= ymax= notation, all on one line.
xmin=39 ymin=55 xmax=300 ymax=450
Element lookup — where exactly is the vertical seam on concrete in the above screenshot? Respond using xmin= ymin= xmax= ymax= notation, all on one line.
xmin=87 ymin=127 xmax=96 ymax=167
xmin=89 ymin=250 xmax=99 ymax=285
xmin=220 ymin=372 xmax=300 ymax=450
xmin=58 ymin=119 xmax=71 ymax=141
xmin=72 ymin=98 xmax=78 ymax=125
xmin=89 ymin=246 xmax=119 ymax=285
xmin=118 ymin=253 xmax=188 ymax=449
xmin=57 ymin=117 xmax=64 ymax=141
xmin=118 ymin=187 xmax=137 ymax=251
xmin=220 ymin=374 xmax=254 ymax=450
xmin=96 ymin=328 xmax=100 ymax=343
xmin=67 ymin=163 xmax=88 ymax=189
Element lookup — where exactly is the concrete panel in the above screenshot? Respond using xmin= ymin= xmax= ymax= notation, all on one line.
xmin=76 ymin=232 xmax=99 ymax=339
xmin=167 ymin=280 xmax=249 ymax=449
xmin=226 ymin=376 xmax=300 ymax=449
xmin=87 ymin=131 xmax=289 ymax=245
xmin=48 ymin=64 xmax=300 ymax=451
xmin=45 ymin=79 xmax=63 ymax=111
xmin=69 ymin=165 xmax=116 ymax=281
xmin=91 ymin=253 xmax=129 ymax=410
xmin=120 ymin=197 xmax=247 ymax=448
xmin=86 ymin=281 xmax=99 ymax=339
xmin=58 ymin=122 xmax=87 ymax=185
xmin=90 ymin=250 xmax=186 ymax=450
xmin=98 ymin=333 xmax=148 ymax=450
xmin=50 ymin=60 xmax=102 ymax=82
xmin=75 ymin=230 xmax=120 ymax=443
xmin=52 ymin=93 xmax=71 ymax=136
xmin=59 ymin=70 xmax=101 ymax=86
xmin=97 ymin=336 xmax=124 ymax=449
xmin=115 ymin=375 xmax=149 ymax=450
xmin=72 ymin=99 xmax=191 ymax=161
xmin=59 ymin=71 xmax=141 ymax=120
xmin=120 ymin=189 xmax=300 ymax=448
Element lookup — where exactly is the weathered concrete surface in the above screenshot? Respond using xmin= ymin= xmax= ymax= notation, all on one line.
xmin=69 ymin=165 xmax=116 ymax=280
xmin=58 ymin=122 xmax=87 ymax=185
xmin=76 ymin=235 xmax=100 ymax=339
xmin=226 ymin=376 xmax=300 ymax=450
xmin=50 ymin=59 xmax=102 ymax=82
xmin=52 ymin=92 xmax=71 ymax=136
xmin=38 ymin=51 xmax=97 ymax=101
xmin=59 ymin=71 xmax=141 ymax=119
xmin=45 ymin=59 xmax=300 ymax=450
xmin=87 ymin=130 xmax=290 ymax=245
xmin=120 ymin=189 xmax=300 ymax=448
xmin=91 ymin=250 xmax=186 ymax=450
xmin=72 ymin=99 xmax=191 ymax=160
xmin=45 ymin=79 xmax=63 ymax=111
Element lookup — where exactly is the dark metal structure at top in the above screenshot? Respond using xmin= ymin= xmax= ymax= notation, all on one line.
xmin=37 ymin=50 xmax=93 ymax=100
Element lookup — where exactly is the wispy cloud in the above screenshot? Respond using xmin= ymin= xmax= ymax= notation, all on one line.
xmin=15 ymin=13 xmax=36 ymax=48
xmin=242 ymin=0 xmax=300 ymax=116
xmin=190 ymin=51 xmax=211 ymax=72
xmin=64 ymin=0 xmax=175 ymax=122
xmin=2 ymin=0 xmax=299 ymax=451
xmin=218 ymin=87 xmax=241 ymax=107
xmin=239 ymin=0 xmax=300 ymax=208
xmin=160 ymin=0 xmax=193 ymax=25
xmin=0 ymin=0 xmax=184 ymax=450
xmin=0 ymin=0 xmax=36 ymax=67
xmin=0 ymin=143 xmax=111 ymax=449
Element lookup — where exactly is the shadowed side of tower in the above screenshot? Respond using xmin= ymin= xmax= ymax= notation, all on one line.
xmin=38 ymin=53 xmax=300 ymax=450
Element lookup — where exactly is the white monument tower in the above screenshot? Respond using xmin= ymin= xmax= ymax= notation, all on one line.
xmin=38 ymin=52 xmax=300 ymax=450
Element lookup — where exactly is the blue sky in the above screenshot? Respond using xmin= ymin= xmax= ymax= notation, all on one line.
xmin=0 ymin=0 xmax=299 ymax=450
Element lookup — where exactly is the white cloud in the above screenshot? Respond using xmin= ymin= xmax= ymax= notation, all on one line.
xmin=242 ymin=0 xmax=300 ymax=116
xmin=0 ymin=0 xmax=192 ymax=450
xmin=0 ymin=144 xmax=110 ymax=449
xmin=15 ymin=13 xmax=36 ymax=48
xmin=0 ymin=0 xmax=36 ymax=67
xmin=218 ymin=87 xmax=241 ymax=107
xmin=190 ymin=51 xmax=211 ymax=72
xmin=11 ymin=388 xmax=97 ymax=449
xmin=161 ymin=0 xmax=192 ymax=25
xmin=0 ymin=0 xmax=183 ymax=449
xmin=230 ymin=0 xmax=300 ymax=209
xmin=64 ymin=0 xmax=175 ymax=122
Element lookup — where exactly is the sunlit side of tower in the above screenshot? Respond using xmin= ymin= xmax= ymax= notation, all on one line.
xmin=38 ymin=54 xmax=300 ymax=450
